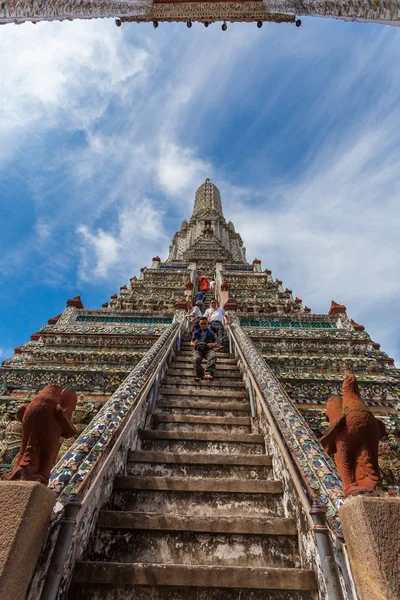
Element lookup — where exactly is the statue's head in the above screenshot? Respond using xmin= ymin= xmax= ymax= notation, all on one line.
xmin=35 ymin=385 xmax=63 ymax=402
xmin=342 ymin=374 xmax=360 ymax=396
xmin=325 ymin=395 xmax=343 ymax=423
xmin=60 ymin=387 xmax=78 ymax=419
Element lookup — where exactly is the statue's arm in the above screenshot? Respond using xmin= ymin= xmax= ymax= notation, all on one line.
xmin=55 ymin=405 xmax=78 ymax=438
xmin=320 ymin=415 xmax=346 ymax=455
xmin=377 ymin=418 xmax=386 ymax=439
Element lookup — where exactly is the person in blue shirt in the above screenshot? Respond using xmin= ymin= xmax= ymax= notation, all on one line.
xmin=194 ymin=290 xmax=206 ymax=314
xmin=190 ymin=318 xmax=217 ymax=380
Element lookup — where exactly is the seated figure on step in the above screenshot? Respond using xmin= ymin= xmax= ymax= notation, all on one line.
xmin=185 ymin=300 xmax=202 ymax=333
xmin=203 ymin=298 xmax=226 ymax=351
xmin=191 ymin=317 xmax=217 ymax=381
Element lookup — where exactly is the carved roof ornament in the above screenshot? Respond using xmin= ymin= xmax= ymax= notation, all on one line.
xmin=328 ymin=300 xmax=347 ymax=315
xmin=48 ymin=314 xmax=61 ymax=325
xmin=66 ymin=295 xmax=84 ymax=309
xmin=350 ymin=319 xmax=365 ymax=332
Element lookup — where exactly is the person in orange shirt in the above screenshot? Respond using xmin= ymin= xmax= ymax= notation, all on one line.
xmin=199 ymin=276 xmax=209 ymax=292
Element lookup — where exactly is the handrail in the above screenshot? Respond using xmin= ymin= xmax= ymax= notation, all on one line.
xmin=49 ymin=319 xmax=184 ymax=501
xmin=227 ymin=322 xmax=344 ymax=524
xmin=227 ymin=322 xmax=348 ymax=600
xmin=39 ymin=318 xmax=185 ymax=600
xmin=76 ymin=319 xmax=183 ymax=516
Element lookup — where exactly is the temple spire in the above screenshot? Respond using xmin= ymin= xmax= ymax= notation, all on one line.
xmin=192 ymin=179 xmax=224 ymax=219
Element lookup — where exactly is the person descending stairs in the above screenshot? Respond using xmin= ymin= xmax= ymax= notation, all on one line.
xmin=69 ymin=338 xmax=317 ymax=599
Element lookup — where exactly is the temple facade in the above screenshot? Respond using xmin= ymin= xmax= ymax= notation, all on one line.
xmin=1 ymin=0 xmax=400 ymax=27
xmin=1 ymin=178 xmax=399 ymax=490
xmin=1 ymin=180 xmax=400 ymax=599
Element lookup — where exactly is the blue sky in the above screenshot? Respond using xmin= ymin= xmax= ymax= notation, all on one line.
xmin=1 ymin=17 xmax=400 ymax=364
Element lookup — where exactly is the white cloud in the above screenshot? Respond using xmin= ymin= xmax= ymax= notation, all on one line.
xmin=157 ymin=142 xmax=213 ymax=202
xmin=77 ymin=198 xmax=170 ymax=283
xmin=0 ymin=348 xmax=13 ymax=361
xmin=0 ymin=19 xmax=152 ymax=166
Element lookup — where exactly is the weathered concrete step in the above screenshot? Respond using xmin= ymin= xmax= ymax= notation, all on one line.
xmin=171 ymin=361 xmax=239 ymax=370
xmin=157 ymin=407 xmax=251 ymax=418
xmin=179 ymin=351 xmax=232 ymax=358
xmin=140 ymin=439 xmax=264 ymax=455
xmin=98 ymin=512 xmax=296 ymax=535
xmin=113 ymin=489 xmax=283 ymax=517
xmin=153 ymin=415 xmax=251 ymax=425
xmin=89 ymin=530 xmax=300 ymax=568
xmin=73 ymin=563 xmax=316 ymax=591
xmin=139 ymin=430 xmax=263 ymax=443
xmin=163 ymin=378 xmax=245 ymax=388
xmin=129 ymin=451 xmax=271 ymax=466
xmin=157 ymin=399 xmax=250 ymax=412
xmin=174 ymin=356 xmax=236 ymax=364
xmin=128 ymin=462 xmax=272 ymax=480
xmin=168 ymin=368 xmax=241 ymax=378
xmin=114 ymin=476 xmax=282 ymax=494
xmin=159 ymin=388 xmax=248 ymax=398
xmin=154 ymin=423 xmax=250 ymax=434
xmin=69 ymin=585 xmax=316 ymax=600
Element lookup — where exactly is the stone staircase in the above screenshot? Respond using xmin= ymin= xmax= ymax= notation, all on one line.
xmin=69 ymin=341 xmax=318 ymax=599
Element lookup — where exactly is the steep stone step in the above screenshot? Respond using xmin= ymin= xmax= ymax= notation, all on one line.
xmin=140 ymin=438 xmax=265 ymax=455
xmin=97 ymin=512 xmax=296 ymax=535
xmin=139 ymin=430 xmax=263 ymax=443
xmin=159 ymin=388 xmax=248 ymax=398
xmin=170 ymin=361 xmax=239 ymax=371
xmin=73 ymin=563 xmax=316 ymax=592
xmin=128 ymin=461 xmax=272 ymax=480
xmin=152 ymin=414 xmax=251 ymax=434
xmin=168 ymin=371 xmax=242 ymax=380
xmin=163 ymin=377 xmax=245 ymax=388
xmin=128 ymin=451 xmax=271 ymax=465
xmin=112 ymin=489 xmax=283 ymax=517
xmin=154 ymin=423 xmax=250 ymax=434
xmin=156 ymin=399 xmax=250 ymax=412
xmin=70 ymin=584 xmax=315 ymax=600
xmin=167 ymin=363 xmax=242 ymax=380
xmin=153 ymin=415 xmax=250 ymax=425
xmin=127 ymin=451 xmax=272 ymax=479
xmin=180 ymin=349 xmax=231 ymax=356
xmin=114 ymin=476 xmax=282 ymax=494
xmin=174 ymin=356 xmax=236 ymax=365
xmin=88 ymin=530 xmax=300 ymax=568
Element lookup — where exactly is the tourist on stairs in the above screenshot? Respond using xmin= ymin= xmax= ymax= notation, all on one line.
xmin=199 ymin=275 xmax=209 ymax=292
xmin=203 ymin=299 xmax=227 ymax=351
xmin=185 ymin=300 xmax=202 ymax=332
xmin=191 ymin=317 xmax=217 ymax=380
xmin=194 ymin=289 xmax=206 ymax=313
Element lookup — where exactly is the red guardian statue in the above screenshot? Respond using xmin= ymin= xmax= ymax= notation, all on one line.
xmin=3 ymin=385 xmax=78 ymax=486
xmin=321 ymin=374 xmax=386 ymax=497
